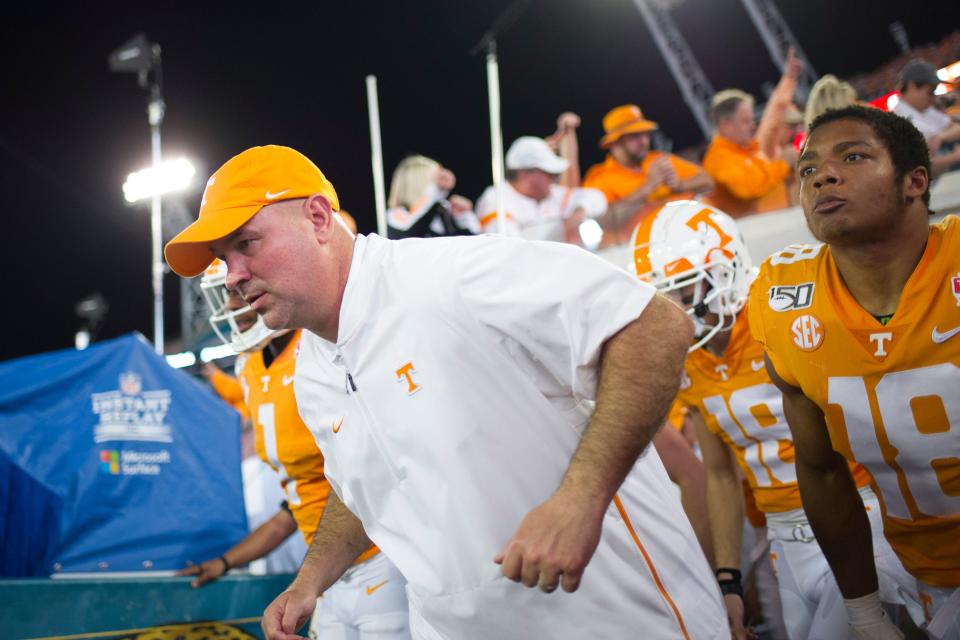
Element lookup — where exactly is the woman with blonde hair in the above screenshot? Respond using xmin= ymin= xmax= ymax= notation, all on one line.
xmin=804 ymin=75 xmax=858 ymax=128
xmin=386 ymin=155 xmax=479 ymax=238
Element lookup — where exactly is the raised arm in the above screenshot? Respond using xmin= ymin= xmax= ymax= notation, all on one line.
xmin=495 ymin=294 xmax=694 ymax=593
xmin=756 ymin=47 xmax=803 ymax=159
xmin=261 ymin=492 xmax=372 ymax=640
xmin=546 ymin=112 xmax=582 ymax=188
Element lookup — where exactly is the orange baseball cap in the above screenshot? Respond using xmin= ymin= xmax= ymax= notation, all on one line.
xmin=600 ymin=105 xmax=659 ymax=149
xmin=164 ymin=145 xmax=340 ymax=277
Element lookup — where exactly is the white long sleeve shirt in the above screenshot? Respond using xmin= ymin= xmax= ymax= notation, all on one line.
xmin=475 ymin=182 xmax=607 ymax=242
xmin=295 ymin=233 xmax=725 ymax=639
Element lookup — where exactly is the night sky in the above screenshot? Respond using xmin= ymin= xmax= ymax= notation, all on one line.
xmin=2 ymin=0 xmax=957 ymax=361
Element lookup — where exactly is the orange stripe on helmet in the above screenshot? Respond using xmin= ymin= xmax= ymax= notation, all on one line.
xmin=630 ymin=205 xmax=664 ymax=278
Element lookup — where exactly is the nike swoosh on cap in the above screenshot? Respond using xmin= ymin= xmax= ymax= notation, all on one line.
xmin=265 ymin=189 xmax=291 ymax=200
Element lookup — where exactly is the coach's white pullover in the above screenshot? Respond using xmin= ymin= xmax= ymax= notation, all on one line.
xmin=295 ymin=233 xmax=725 ymax=639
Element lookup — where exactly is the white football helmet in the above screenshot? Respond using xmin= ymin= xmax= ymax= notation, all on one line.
xmin=200 ymin=259 xmax=285 ymax=353
xmin=630 ymin=201 xmax=755 ymax=351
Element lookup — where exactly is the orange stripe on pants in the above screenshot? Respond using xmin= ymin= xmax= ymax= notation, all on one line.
xmin=613 ymin=495 xmax=691 ymax=640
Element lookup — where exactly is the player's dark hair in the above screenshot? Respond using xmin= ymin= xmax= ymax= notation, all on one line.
xmin=808 ymin=105 xmax=932 ymax=211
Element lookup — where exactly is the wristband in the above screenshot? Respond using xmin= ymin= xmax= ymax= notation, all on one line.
xmin=715 ymin=567 xmax=742 ymax=581
xmin=844 ymin=591 xmax=885 ymax=628
xmin=219 ymin=555 xmax=231 ymax=573
xmin=715 ymin=567 xmax=743 ymax=598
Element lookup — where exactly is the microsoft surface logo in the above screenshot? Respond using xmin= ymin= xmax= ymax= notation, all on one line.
xmin=100 ymin=450 xmax=119 ymax=475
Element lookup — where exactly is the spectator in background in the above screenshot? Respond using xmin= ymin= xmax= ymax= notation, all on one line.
xmin=583 ymin=104 xmax=712 ymax=228
xmin=702 ymin=53 xmax=803 ymax=219
xmin=893 ymin=59 xmax=960 ymax=175
xmin=386 ymin=155 xmax=479 ymax=239
xmin=703 ymin=89 xmax=789 ymax=217
xmin=753 ymin=48 xmax=806 ymax=209
xmin=804 ymin=75 xmax=858 ymax=130
xmin=475 ymin=136 xmax=607 ymax=245
xmin=776 ymin=105 xmax=805 ymax=206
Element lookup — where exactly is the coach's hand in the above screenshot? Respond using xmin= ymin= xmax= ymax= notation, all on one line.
xmin=494 ymin=488 xmax=605 ymax=593
xmin=261 ymin=587 xmax=316 ymax=640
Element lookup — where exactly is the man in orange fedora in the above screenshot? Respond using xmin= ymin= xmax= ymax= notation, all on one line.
xmin=583 ymin=104 xmax=713 ymax=230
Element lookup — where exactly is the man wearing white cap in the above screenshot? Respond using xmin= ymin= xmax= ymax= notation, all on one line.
xmin=475 ymin=136 xmax=607 ymax=245
xmin=165 ymin=145 xmax=726 ymax=640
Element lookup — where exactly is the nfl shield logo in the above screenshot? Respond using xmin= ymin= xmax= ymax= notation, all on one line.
xmin=119 ymin=372 xmax=142 ymax=395
xmin=952 ymin=273 xmax=960 ymax=307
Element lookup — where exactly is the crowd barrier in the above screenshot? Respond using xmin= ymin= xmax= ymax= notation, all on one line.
xmin=0 ymin=573 xmax=293 ymax=640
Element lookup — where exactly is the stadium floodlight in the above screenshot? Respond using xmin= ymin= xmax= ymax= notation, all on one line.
xmin=110 ymin=33 xmax=168 ymax=356
xmin=123 ymin=158 xmax=196 ymax=203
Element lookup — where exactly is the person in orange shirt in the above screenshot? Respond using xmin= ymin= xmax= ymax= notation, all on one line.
xmin=632 ymin=200 xmax=908 ymax=640
xmin=203 ymin=360 xmax=250 ymax=422
xmin=179 ymin=259 xmax=411 ymax=640
xmin=749 ymin=106 xmax=960 ymax=638
xmin=583 ymin=104 xmax=713 ymax=234
xmin=703 ymin=87 xmax=792 ymax=218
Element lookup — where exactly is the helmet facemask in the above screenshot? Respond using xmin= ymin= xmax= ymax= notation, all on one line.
xmin=647 ymin=253 xmax=745 ymax=352
xmin=200 ymin=261 xmax=286 ymax=353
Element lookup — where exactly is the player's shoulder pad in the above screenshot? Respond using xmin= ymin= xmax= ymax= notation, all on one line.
xmin=753 ymin=243 xmax=826 ymax=316
xmin=759 ymin=243 xmax=826 ymax=281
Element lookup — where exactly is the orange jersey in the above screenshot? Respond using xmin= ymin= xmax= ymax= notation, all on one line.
xmin=583 ymin=152 xmax=702 ymax=205
xmin=677 ymin=309 xmax=872 ymax=514
xmin=666 ymin=401 xmax=688 ymax=432
xmin=208 ymin=367 xmax=250 ymax=422
xmin=748 ymin=216 xmax=960 ymax=586
xmin=702 ymin=135 xmax=789 ymax=218
xmin=239 ymin=331 xmax=378 ymax=562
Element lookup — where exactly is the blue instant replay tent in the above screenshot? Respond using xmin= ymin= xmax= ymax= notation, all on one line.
xmin=0 ymin=333 xmax=248 ymax=576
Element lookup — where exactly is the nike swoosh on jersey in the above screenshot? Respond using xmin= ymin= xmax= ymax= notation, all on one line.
xmin=751 ymin=359 xmax=765 ymax=371
xmin=282 ymin=375 xmax=295 ymax=386
xmin=366 ymin=580 xmax=388 ymax=596
xmin=265 ymin=189 xmax=291 ymax=200
xmin=332 ymin=417 xmax=344 ymax=434
xmin=932 ymin=325 xmax=960 ymax=344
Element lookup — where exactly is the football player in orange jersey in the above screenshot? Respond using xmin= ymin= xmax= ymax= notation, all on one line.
xmin=633 ymin=200 xmax=909 ymax=640
xmin=178 ymin=258 xmax=411 ymax=640
xmin=749 ymin=105 xmax=960 ymax=639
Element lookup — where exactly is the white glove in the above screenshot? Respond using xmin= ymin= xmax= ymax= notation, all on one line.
xmin=845 ymin=591 xmax=905 ymax=639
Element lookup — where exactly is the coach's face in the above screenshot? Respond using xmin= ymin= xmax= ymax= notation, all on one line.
xmin=211 ymin=195 xmax=344 ymax=339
